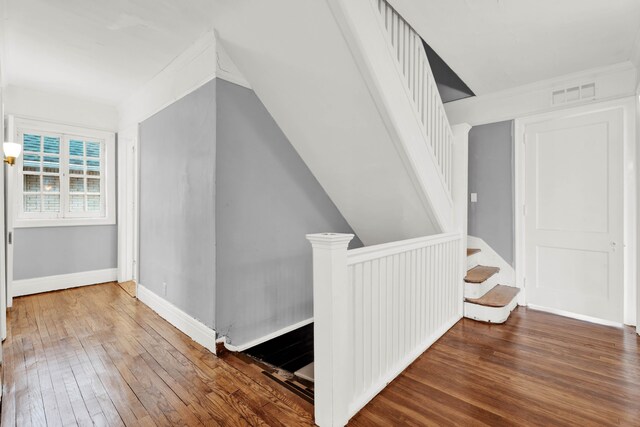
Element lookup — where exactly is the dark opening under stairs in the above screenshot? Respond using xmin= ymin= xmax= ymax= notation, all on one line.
xmin=244 ymin=324 xmax=314 ymax=373
xmin=235 ymin=324 xmax=316 ymax=403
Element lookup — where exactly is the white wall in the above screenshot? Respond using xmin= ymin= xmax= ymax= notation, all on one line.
xmin=632 ymin=31 xmax=640 ymax=87
xmin=3 ymin=85 xmax=117 ymax=131
xmin=449 ymin=58 xmax=640 ymax=328
xmin=3 ymin=86 xmax=119 ymax=301
xmin=117 ymin=31 xmax=221 ymax=129
xmin=446 ymin=62 xmax=637 ymax=126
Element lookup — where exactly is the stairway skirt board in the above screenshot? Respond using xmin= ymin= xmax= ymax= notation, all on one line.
xmin=464 ymin=297 xmax=518 ymax=324
xmin=466 ymin=249 xmax=480 ymax=270
xmin=243 ymin=323 xmax=314 ymax=376
xmin=463 ymin=248 xmax=520 ymax=323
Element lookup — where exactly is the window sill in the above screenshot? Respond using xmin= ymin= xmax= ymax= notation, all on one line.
xmin=12 ymin=217 xmax=116 ymax=228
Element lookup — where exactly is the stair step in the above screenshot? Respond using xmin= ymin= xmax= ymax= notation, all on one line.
xmin=295 ymin=362 xmax=314 ymax=382
xmin=465 ymin=265 xmax=499 ymax=284
xmin=465 ymin=285 xmax=520 ymax=307
xmin=467 ymin=248 xmax=481 ymax=257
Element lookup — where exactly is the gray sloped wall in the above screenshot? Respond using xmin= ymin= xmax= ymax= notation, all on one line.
xmin=138 ymin=78 xmax=362 ymax=345
xmin=215 ymin=79 xmax=362 ymax=346
xmin=139 ymin=79 xmax=217 ymax=328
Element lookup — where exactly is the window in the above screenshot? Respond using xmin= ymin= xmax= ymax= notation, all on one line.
xmin=13 ymin=118 xmax=116 ymax=227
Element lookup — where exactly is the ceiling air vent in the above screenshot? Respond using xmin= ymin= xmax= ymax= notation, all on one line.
xmin=552 ymin=83 xmax=596 ymax=105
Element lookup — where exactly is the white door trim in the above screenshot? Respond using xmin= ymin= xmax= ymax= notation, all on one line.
xmin=0 ymin=93 xmax=7 ymax=340
xmin=6 ymin=115 xmax=16 ymax=309
xmin=514 ymin=96 xmax=637 ymax=326
xmin=116 ymin=124 xmax=139 ymax=285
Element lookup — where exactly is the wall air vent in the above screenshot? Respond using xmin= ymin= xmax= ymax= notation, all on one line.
xmin=551 ymin=83 xmax=596 ymax=105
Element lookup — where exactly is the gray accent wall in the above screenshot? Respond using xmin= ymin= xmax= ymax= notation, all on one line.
xmin=215 ymin=79 xmax=362 ymax=346
xmin=14 ymin=225 xmax=117 ymax=280
xmin=139 ymin=79 xmax=216 ymax=329
xmin=468 ymin=120 xmax=514 ymax=266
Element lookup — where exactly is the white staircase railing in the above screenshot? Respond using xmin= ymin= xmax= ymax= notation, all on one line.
xmin=374 ymin=0 xmax=454 ymax=194
xmin=307 ymin=232 xmax=463 ymax=426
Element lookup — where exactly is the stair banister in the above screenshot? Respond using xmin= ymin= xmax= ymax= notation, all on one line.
xmin=328 ymin=0 xmax=457 ymax=232
xmin=373 ymin=0 xmax=455 ymax=195
xmin=308 ymin=232 xmax=463 ymax=426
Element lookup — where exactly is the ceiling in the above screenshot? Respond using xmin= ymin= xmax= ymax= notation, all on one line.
xmin=0 ymin=0 xmax=215 ymax=105
xmin=390 ymin=0 xmax=640 ymax=95
xmin=1 ymin=0 xmax=638 ymax=105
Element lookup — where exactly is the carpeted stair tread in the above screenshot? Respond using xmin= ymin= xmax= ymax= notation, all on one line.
xmin=465 ymin=265 xmax=499 ymax=283
xmin=465 ymin=285 xmax=520 ymax=307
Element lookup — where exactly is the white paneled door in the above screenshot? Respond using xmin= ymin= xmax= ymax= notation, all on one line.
xmin=524 ymin=108 xmax=624 ymax=323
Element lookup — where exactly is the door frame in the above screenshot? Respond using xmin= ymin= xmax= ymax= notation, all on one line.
xmin=116 ymin=124 xmax=139 ymax=285
xmin=1 ymin=92 xmax=7 ymax=340
xmin=514 ymin=96 xmax=637 ymax=327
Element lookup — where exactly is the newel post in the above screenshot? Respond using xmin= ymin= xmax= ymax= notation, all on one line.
xmin=306 ymin=232 xmax=354 ymax=427
xmin=452 ymin=123 xmax=471 ymax=317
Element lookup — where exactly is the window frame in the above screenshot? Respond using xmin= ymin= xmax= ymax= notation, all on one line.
xmin=12 ymin=118 xmax=116 ymax=228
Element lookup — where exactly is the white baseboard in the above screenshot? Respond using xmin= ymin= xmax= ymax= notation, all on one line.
xmin=526 ymin=304 xmax=624 ymax=328
xmin=223 ymin=317 xmax=314 ymax=352
xmin=136 ymin=284 xmax=217 ymax=354
xmin=12 ymin=268 xmax=118 ymax=297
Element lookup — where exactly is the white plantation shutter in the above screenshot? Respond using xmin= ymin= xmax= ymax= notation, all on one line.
xmin=19 ymin=129 xmax=106 ymax=220
xmin=20 ymin=132 xmax=62 ymax=217
xmin=66 ymin=137 xmax=104 ymax=217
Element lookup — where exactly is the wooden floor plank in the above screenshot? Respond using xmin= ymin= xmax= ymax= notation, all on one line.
xmin=118 ymin=281 xmax=137 ymax=298
xmin=2 ymin=283 xmax=314 ymax=427
xmin=4 ymin=283 xmax=640 ymax=426
xmin=352 ymin=307 xmax=640 ymax=426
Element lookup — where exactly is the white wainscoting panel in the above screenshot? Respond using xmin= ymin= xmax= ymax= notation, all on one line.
xmin=308 ymin=231 xmax=462 ymax=426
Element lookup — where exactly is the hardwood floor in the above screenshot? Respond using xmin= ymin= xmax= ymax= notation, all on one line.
xmin=352 ymin=307 xmax=640 ymax=426
xmin=1 ymin=283 xmax=314 ymax=426
xmin=3 ymin=283 xmax=640 ymax=426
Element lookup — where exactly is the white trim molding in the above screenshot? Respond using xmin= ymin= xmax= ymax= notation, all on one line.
xmin=526 ymin=304 xmax=624 ymax=329
xmin=447 ymin=61 xmax=637 ymax=127
xmin=117 ymin=124 xmax=138 ymax=283
xmin=12 ymin=268 xmax=117 ymax=297
xmin=136 ymin=284 xmax=217 ymax=355
xmin=118 ymin=31 xmax=218 ymax=129
xmin=222 ymin=317 xmax=314 ymax=353
xmin=216 ymin=37 xmax=251 ymax=90
xmin=117 ymin=31 xmax=251 ymax=130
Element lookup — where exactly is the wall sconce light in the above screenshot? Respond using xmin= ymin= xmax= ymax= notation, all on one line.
xmin=3 ymin=142 xmax=22 ymax=166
